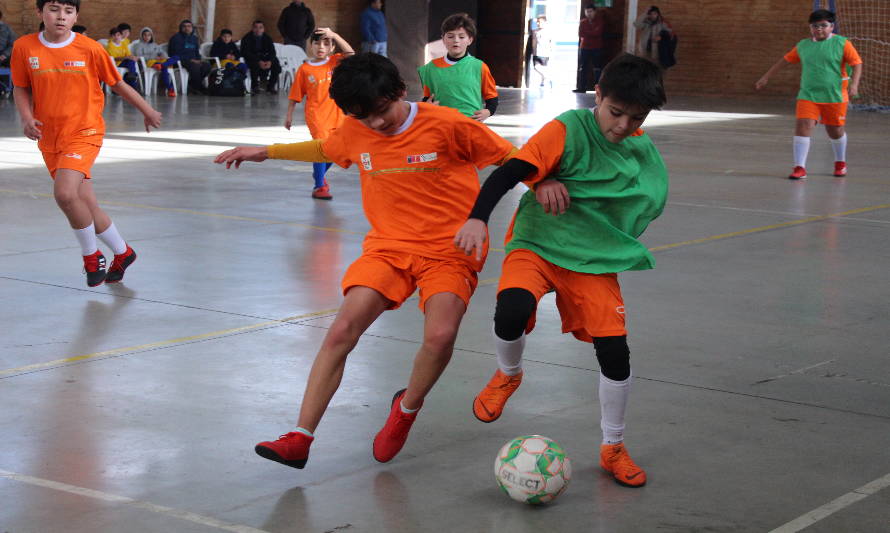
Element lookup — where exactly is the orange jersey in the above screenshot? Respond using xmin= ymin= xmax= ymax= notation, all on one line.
xmin=11 ymin=32 xmax=122 ymax=152
xmin=421 ymin=56 xmax=498 ymax=100
xmin=321 ymin=102 xmax=514 ymax=270
xmin=288 ymin=53 xmax=345 ymax=139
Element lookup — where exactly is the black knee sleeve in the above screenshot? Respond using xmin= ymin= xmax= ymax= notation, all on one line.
xmin=594 ymin=336 xmax=630 ymax=381
xmin=493 ymin=288 xmax=536 ymax=341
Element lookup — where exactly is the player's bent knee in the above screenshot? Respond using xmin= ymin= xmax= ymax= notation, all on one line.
xmin=422 ymin=325 xmax=459 ymax=354
xmin=594 ymin=336 xmax=630 ymax=381
xmin=494 ymin=288 xmax=536 ymax=341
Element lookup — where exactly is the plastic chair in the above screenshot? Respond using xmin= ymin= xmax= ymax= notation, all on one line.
xmin=200 ymin=42 xmax=222 ymax=69
xmin=160 ymin=43 xmax=189 ymax=95
xmin=0 ymin=67 xmax=11 ymax=98
xmin=276 ymin=44 xmax=306 ymax=91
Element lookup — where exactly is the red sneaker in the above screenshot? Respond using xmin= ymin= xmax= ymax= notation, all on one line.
xmin=255 ymin=431 xmax=314 ymax=469
xmin=833 ymin=161 xmax=847 ymax=177
xmin=83 ymin=250 xmax=107 ymax=287
xmin=151 ymin=63 xmax=163 ymax=71
xmin=600 ymin=442 xmax=647 ymax=487
xmin=311 ymin=183 xmax=333 ymax=200
xmin=788 ymin=166 xmax=807 ymax=180
xmin=105 ymin=245 xmax=136 ymax=284
xmin=373 ymin=389 xmax=420 ymax=463
xmin=166 ymin=88 xmax=176 ymax=97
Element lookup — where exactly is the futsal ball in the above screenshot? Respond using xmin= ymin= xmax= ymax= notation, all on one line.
xmin=494 ymin=435 xmax=572 ymax=504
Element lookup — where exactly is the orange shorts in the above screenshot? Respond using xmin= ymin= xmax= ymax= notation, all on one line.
xmin=498 ymin=249 xmax=626 ymax=342
xmin=342 ymin=250 xmax=478 ymax=311
xmin=796 ymin=100 xmax=847 ymax=126
xmin=41 ymin=141 xmax=101 ymax=179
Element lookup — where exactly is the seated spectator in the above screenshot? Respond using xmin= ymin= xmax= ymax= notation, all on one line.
xmin=117 ymin=22 xmax=132 ymax=47
xmin=72 ymin=24 xmax=88 ymax=36
xmin=105 ymin=26 xmax=141 ymax=91
xmin=240 ymin=20 xmax=282 ymax=94
xmin=132 ymin=27 xmax=179 ymax=97
xmin=1 ymin=8 xmax=17 ymax=69
xmin=168 ymin=19 xmax=211 ymax=94
xmin=210 ymin=29 xmax=249 ymax=75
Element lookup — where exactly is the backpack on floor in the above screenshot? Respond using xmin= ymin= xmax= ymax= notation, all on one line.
xmin=208 ymin=67 xmax=246 ymax=97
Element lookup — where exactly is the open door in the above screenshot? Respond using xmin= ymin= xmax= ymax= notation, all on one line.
xmin=477 ymin=0 xmax=527 ymax=87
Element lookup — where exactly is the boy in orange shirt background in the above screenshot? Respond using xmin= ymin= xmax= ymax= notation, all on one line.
xmin=12 ymin=0 xmax=162 ymax=286
xmin=285 ymin=27 xmax=354 ymax=200
xmin=215 ymin=53 xmax=515 ymax=469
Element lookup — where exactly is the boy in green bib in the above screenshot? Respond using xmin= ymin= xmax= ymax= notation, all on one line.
xmin=418 ymin=12 xmax=498 ymax=122
xmin=755 ymin=9 xmax=862 ymax=180
xmin=455 ymin=54 xmax=668 ymax=488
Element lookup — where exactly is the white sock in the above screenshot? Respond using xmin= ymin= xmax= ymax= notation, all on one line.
xmin=793 ymin=136 xmax=810 ymax=168
xmin=73 ymin=223 xmax=98 ymax=256
xmin=830 ymin=134 xmax=847 ymax=162
xmin=294 ymin=427 xmax=314 ymax=438
xmin=599 ymin=372 xmax=631 ymax=445
xmin=96 ymin=222 xmax=127 ymax=255
xmin=399 ymin=400 xmax=420 ymax=414
xmin=493 ymin=324 xmax=525 ymax=376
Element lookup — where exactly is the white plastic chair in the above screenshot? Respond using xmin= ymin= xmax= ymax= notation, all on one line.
xmin=200 ymin=42 xmax=222 ymax=69
xmin=160 ymin=43 xmax=189 ymax=95
xmin=276 ymin=44 xmax=306 ymax=91
xmin=235 ymin=40 xmax=251 ymax=93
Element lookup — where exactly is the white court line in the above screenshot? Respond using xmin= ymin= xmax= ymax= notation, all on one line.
xmin=0 ymin=468 xmax=270 ymax=533
xmin=768 ymin=472 xmax=890 ymax=533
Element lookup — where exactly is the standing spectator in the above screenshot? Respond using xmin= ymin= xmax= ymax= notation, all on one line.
xmin=531 ymin=14 xmax=552 ymax=88
xmin=168 ymin=19 xmax=210 ymax=94
xmin=360 ymin=0 xmax=387 ymax=57
xmin=0 ymin=9 xmax=17 ymax=68
xmin=277 ymin=0 xmax=315 ymax=51
xmin=575 ymin=3 xmax=605 ymax=93
xmin=634 ymin=6 xmax=675 ymax=68
xmin=241 ymin=21 xmax=282 ymax=94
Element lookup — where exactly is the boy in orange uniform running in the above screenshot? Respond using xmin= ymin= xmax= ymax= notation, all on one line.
xmin=215 ymin=53 xmax=514 ymax=469
xmin=12 ymin=0 xmax=162 ymax=286
xmin=285 ymin=27 xmax=354 ymax=200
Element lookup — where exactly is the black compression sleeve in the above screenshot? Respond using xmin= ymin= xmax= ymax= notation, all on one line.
xmin=421 ymin=95 xmax=430 ymax=102
xmin=485 ymin=96 xmax=499 ymax=116
xmin=467 ymin=158 xmax=537 ymax=223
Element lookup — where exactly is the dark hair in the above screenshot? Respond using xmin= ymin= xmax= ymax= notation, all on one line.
xmin=179 ymin=19 xmax=193 ymax=32
xmin=72 ymin=24 xmax=87 ymax=33
xmin=36 ymin=0 xmax=80 ymax=12
xmin=253 ymin=20 xmax=264 ymax=26
xmin=310 ymin=30 xmax=329 ymax=43
xmin=809 ymin=9 xmax=835 ymax=24
xmin=597 ymin=53 xmax=666 ymax=110
xmin=109 ymin=26 xmax=121 ymax=36
xmin=647 ymin=5 xmax=661 ymax=15
xmin=219 ymin=28 xmax=232 ymax=36
xmin=117 ymin=23 xmax=131 ymax=32
xmin=330 ymin=53 xmax=407 ymax=118
xmin=0 ymin=9 xmax=3 ymax=19
xmin=441 ymin=12 xmax=476 ymax=39
xmin=585 ymin=3 xmax=595 ymax=9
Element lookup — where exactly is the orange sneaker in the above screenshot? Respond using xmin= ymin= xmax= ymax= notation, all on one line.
xmin=312 ymin=183 xmax=333 ymax=200
xmin=166 ymin=88 xmax=176 ymax=97
xmin=373 ymin=389 xmax=420 ymax=463
xmin=788 ymin=166 xmax=807 ymax=180
xmin=255 ymin=431 xmax=313 ymax=469
xmin=151 ymin=63 xmax=163 ymax=71
xmin=473 ymin=369 xmax=522 ymax=423
xmin=600 ymin=442 xmax=646 ymax=487
xmin=833 ymin=161 xmax=847 ymax=177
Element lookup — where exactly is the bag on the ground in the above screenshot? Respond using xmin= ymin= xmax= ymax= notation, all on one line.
xmin=208 ymin=66 xmax=246 ymax=97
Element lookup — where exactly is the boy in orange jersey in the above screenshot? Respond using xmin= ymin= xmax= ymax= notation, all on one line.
xmin=755 ymin=9 xmax=862 ymax=180
xmin=284 ymin=27 xmax=354 ymax=200
xmin=418 ymin=12 xmax=498 ymax=122
xmin=12 ymin=0 xmax=162 ymax=286
xmin=215 ymin=53 xmax=515 ymax=469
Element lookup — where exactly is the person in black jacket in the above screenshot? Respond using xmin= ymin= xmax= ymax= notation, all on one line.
xmin=169 ymin=19 xmax=211 ymax=94
xmin=240 ymin=21 xmax=282 ymax=94
xmin=210 ymin=29 xmax=248 ymax=75
xmin=277 ymin=0 xmax=315 ymax=50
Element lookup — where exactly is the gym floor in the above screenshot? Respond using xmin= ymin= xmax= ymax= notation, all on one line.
xmin=1 ymin=87 xmax=889 ymax=533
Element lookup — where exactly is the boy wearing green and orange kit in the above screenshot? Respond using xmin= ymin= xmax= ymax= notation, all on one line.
xmin=285 ymin=27 xmax=354 ymax=200
xmin=216 ymin=53 xmax=515 ymax=469
xmin=455 ymin=54 xmax=668 ymax=488
xmin=756 ymin=9 xmax=862 ymax=180
xmin=418 ymin=12 xmax=498 ymax=122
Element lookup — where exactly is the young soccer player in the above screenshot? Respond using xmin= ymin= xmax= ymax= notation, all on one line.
xmin=755 ymin=9 xmax=862 ymax=180
xmin=12 ymin=0 xmax=162 ymax=286
xmin=284 ymin=27 xmax=354 ymax=200
xmin=214 ymin=53 xmax=515 ymax=469
xmin=418 ymin=12 xmax=498 ymax=122
xmin=454 ymin=54 xmax=668 ymax=488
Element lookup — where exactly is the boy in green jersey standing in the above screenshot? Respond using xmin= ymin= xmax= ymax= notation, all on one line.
xmin=454 ymin=54 xmax=668 ymax=488
xmin=418 ymin=12 xmax=498 ymax=122
xmin=756 ymin=9 xmax=862 ymax=180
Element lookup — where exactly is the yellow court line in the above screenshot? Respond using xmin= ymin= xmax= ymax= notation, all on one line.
xmin=0 ymin=308 xmax=337 ymax=378
xmin=2 ymin=199 xmax=889 ymax=378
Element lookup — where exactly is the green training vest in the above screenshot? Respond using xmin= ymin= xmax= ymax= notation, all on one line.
xmin=797 ymin=35 xmax=849 ymax=103
xmin=417 ymin=55 xmax=484 ymax=117
xmin=506 ymin=108 xmax=669 ymax=274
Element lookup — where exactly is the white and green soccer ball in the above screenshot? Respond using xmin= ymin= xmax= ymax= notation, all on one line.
xmin=494 ymin=435 xmax=572 ymax=504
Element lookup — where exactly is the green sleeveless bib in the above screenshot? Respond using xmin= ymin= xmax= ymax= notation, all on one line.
xmin=417 ymin=55 xmax=484 ymax=117
xmin=797 ymin=35 xmax=848 ymax=103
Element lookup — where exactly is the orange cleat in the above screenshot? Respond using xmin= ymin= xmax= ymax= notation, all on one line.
xmin=788 ymin=166 xmax=807 ymax=180
xmin=600 ymin=442 xmax=647 ymax=487
xmin=833 ymin=161 xmax=847 ymax=177
xmin=472 ymin=369 xmax=523 ymax=423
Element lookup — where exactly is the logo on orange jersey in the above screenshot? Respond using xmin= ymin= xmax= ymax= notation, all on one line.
xmin=64 ymin=153 xmax=83 ymax=160
xmin=406 ymin=152 xmax=438 ymax=164
xmin=308 ymin=74 xmax=316 ymax=83
xmin=29 ymin=57 xmax=40 ymax=69
xmin=615 ymin=305 xmax=625 ymax=315
xmin=64 ymin=60 xmax=86 ymax=67
xmin=360 ymin=152 xmax=372 ymax=170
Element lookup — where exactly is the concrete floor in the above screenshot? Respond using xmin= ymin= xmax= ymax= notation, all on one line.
xmin=1 ymin=86 xmax=889 ymax=533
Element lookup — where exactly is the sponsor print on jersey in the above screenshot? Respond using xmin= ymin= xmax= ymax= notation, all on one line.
xmin=29 ymin=57 xmax=40 ymax=69
xmin=406 ymin=152 xmax=438 ymax=164
xmin=361 ymin=152 xmax=372 ymax=170
xmin=63 ymin=61 xmax=86 ymax=67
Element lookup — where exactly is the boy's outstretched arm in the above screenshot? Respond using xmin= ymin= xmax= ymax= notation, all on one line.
xmin=755 ymin=58 xmax=789 ymax=90
xmin=110 ymin=81 xmax=162 ymax=132
xmin=214 ymin=139 xmax=333 ymax=169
